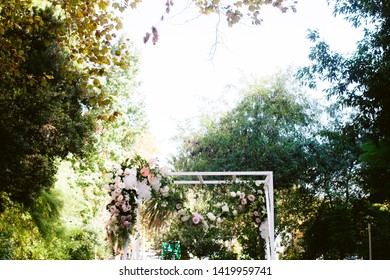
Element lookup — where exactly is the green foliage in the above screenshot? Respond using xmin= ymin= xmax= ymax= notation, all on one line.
xmin=0 ymin=232 xmax=14 ymax=260
xmin=156 ymin=222 xmax=238 ymax=260
xmin=28 ymin=190 xmax=64 ymax=239
xmin=65 ymin=229 xmax=103 ymax=260
xmin=295 ymin=0 xmax=390 ymax=259
xmin=174 ymin=70 xmax=318 ymax=189
xmin=0 ymin=0 xmax=136 ymax=116
xmin=53 ymin=161 xmax=112 ymax=260
xmin=367 ymin=202 xmax=390 ymax=260
xmin=0 ymin=191 xmax=68 ymax=259
xmin=359 ymin=140 xmax=390 ymax=202
xmin=301 ymin=203 xmax=357 ymax=259
xmin=0 ymin=1 xmax=147 ymax=260
xmin=52 ymin=40 xmax=147 ymax=259
xmin=0 ymin=34 xmax=144 ymax=259
xmin=0 ymin=6 xmax=96 ymax=206
xmin=193 ymin=0 xmax=297 ymax=27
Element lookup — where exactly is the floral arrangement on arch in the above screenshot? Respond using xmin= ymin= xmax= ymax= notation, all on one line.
xmin=104 ymin=155 xmax=270 ymax=247
xmin=104 ymin=155 xmax=178 ymax=246
xmin=173 ymin=181 xmax=269 ymax=237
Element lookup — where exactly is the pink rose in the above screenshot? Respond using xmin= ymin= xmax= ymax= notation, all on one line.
xmin=140 ymin=167 xmax=150 ymax=177
xmin=192 ymin=216 xmax=200 ymax=224
xmin=192 ymin=213 xmax=203 ymax=224
xmin=148 ymin=174 xmax=155 ymax=184
xmin=109 ymin=206 xmax=117 ymax=215
xmin=248 ymin=194 xmax=255 ymax=202
xmin=241 ymin=198 xmax=247 ymax=205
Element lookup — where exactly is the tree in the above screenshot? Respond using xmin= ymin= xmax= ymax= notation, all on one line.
xmin=282 ymin=123 xmax=364 ymax=259
xmin=296 ymin=0 xmax=390 ymax=259
xmin=1 ymin=0 xmax=297 ymax=114
xmin=0 ymin=7 xmax=96 ymax=206
xmin=0 ymin=35 xmax=148 ymax=259
xmin=57 ymin=39 xmax=149 ymax=259
xmin=173 ymin=69 xmax=318 ymax=189
xmin=297 ymin=0 xmax=390 ymax=202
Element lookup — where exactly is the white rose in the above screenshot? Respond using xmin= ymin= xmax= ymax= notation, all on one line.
xmin=136 ymin=181 xmax=151 ymax=200
xmin=260 ymin=219 xmax=269 ymax=239
xmin=230 ymin=191 xmax=237 ymax=198
xmin=181 ymin=215 xmax=190 ymax=222
xmin=151 ymin=178 xmax=161 ymax=191
xmin=216 ymin=217 xmax=222 ymax=223
xmin=160 ymin=186 xmax=170 ymax=197
xmin=124 ymin=168 xmax=132 ymax=175
xmin=123 ymin=175 xmax=137 ymax=190
xmin=206 ymin=212 xmax=216 ymax=221
xmin=162 ymin=192 xmax=169 ymax=198
xmin=232 ymin=210 xmax=238 ymax=216
xmin=159 ymin=166 xmax=169 ymax=176
xmin=221 ymin=205 xmax=229 ymax=212
xmin=110 ymin=216 xmax=117 ymax=223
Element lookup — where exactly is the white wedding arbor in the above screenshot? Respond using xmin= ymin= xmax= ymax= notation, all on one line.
xmin=130 ymin=171 xmax=276 ymax=260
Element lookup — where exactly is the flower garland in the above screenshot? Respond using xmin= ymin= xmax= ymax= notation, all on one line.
xmin=173 ymin=181 xmax=268 ymax=232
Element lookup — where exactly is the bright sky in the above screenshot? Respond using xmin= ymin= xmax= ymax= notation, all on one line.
xmin=122 ymin=0 xmax=362 ymax=161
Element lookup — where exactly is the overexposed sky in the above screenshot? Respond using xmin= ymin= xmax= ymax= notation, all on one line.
xmin=122 ymin=0 xmax=362 ymax=160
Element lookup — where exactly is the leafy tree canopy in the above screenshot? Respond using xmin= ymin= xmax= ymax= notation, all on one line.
xmin=0 ymin=0 xmax=297 ymax=115
xmin=173 ymin=69 xmax=319 ymax=189
xmin=297 ymin=0 xmax=390 ymax=204
xmin=0 ymin=6 xmax=97 ymax=206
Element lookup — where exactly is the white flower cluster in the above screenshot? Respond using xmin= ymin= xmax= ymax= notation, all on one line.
xmin=105 ymin=157 xmax=171 ymax=236
xmin=259 ymin=218 xmax=269 ymax=239
xmin=176 ymin=208 xmax=190 ymax=222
